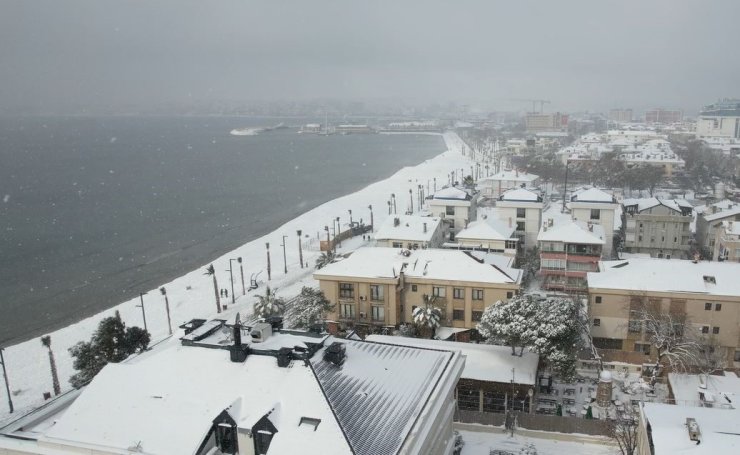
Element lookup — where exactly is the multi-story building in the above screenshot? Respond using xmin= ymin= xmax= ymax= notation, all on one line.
xmin=374 ymin=214 xmax=444 ymax=249
xmin=494 ymin=188 xmax=544 ymax=250
xmin=538 ymin=217 xmax=605 ymax=292
xmin=569 ymin=187 xmax=618 ymax=259
xmin=696 ymin=200 xmax=740 ymax=256
xmin=645 ymin=108 xmax=683 ymax=124
xmin=695 ymin=98 xmax=740 ymax=139
xmin=609 ymin=108 xmax=633 ymax=123
xmin=623 ymin=198 xmax=693 ymax=259
xmin=477 ymin=170 xmax=540 ymax=199
xmin=314 ymin=247 xmax=521 ymax=331
xmin=453 ymin=216 xmax=519 ymax=256
xmin=525 ymin=112 xmax=569 ymax=133
xmin=616 ymin=139 xmax=686 ymax=177
xmin=428 ymin=186 xmax=477 ymax=240
xmin=714 ymin=220 xmax=740 ymax=262
xmin=587 ymin=258 xmax=740 ymax=366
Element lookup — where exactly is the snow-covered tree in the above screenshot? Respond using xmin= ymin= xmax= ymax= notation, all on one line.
xmin=253 ymin=286 xmax=286 ymax=318
xmin=284 ymin=287 xmax=334 ymax=329
xmin=611 ymin=410 xmax=639 ymax=455
xmin=476 ymin=295 xmax=538 ymax=356
xmin=413 ymin=298 xmax=441 ymax=339
xmin=68 ymin=311 xmax=150 ymax=388
xmin=315 ymin=251 xmax=336 ymax=269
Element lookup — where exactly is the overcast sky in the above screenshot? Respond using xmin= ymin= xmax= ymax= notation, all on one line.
xmin=1 ymin=0 xmax=738 ymax=114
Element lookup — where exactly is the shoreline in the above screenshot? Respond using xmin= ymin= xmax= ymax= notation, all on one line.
xmin=0 ymin=131 xmax=472 ymax=422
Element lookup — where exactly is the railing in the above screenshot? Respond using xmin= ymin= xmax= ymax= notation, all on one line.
xmin=454 ymin=410 xmax=614 ymax=436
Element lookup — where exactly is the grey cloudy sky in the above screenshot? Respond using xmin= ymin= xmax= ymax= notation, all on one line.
xmin=1 ymin=0 xmax=738 ymax=113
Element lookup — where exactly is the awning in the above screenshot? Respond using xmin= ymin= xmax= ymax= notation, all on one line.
xmin=435 ymin=326 xmax=470 ymax=341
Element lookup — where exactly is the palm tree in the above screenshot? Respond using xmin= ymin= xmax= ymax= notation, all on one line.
xmin=254 ymin=286 xmax=286 ymax=318
xmin=204 ymin=264 xmax=221 ymax=313
xmin=315 ymin=251 xmax=336 ymax=269
xmin=412 ymin=296 xmax=442 ymax=339
xmin=159 ymin=287 xmax=172 ymax=335
xmin=41 ymin=335 xmax=61 ymax=396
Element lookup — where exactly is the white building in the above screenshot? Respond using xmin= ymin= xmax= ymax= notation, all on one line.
xmin=453 ymin=216 xmax=519 ymax=256
xmin=569 ymin=187 xmax=618 ymax=259
xmin=374 ymin=214 xmax=444 ymax=249
xmin=0 ymin=325 xmax=464 ymax=455
xmin=477 ymin=170 xmax=540 ymax=199
xmin=695 ymin=98 xmax=740 ymax=139
xmin=428 ymin=186 xmax=477 ymax=240
xmin=494 ymin=188 xmax=545 ymax=250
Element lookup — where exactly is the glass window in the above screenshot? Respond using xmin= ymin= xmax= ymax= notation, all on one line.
xmin=701 ymin=326 xmax=709 ymax=334
xmin=446 ymin=206 xmax=455 ymax=216
xmin=472 ymin=310 xmax=483 ymax=322
xmin=472 ymin=289 xmax=484 ymax=300
xmin=705 ymin=302 xmax=712 ymax=310
xmin=432 ymin=286 xmax=446 ymax=298
xmin=506 ymin=291 xmax=513 ymax=299
xmin=593 ymin=318 xmax=601 ymax=326
xmin=516 ymin=208 xmax=526 ymax=218
xmin=590 ymin=209 xmax=600 ymax=220
xmin=341 ymin=303 xmax=355 ymax=318
xmin=370 ymin=284 xmax=383 ymax=301
xmin=392 ymin=242 xmax=403 ymax=248
xmin=339 ymin=283 xmax=354 ymax=298
xmin=595 ymin=296 xmax=602 ymax=304
xmin=453 ymin=288 xmax=465 ymax=299
xmin=411 ymin=284 xmax=417 ymax=292
xmin=516 ymin=221 xmax=525 ymax=232
xmin=716 ymin=303 xmax=722 ymax=311
xmin=734 ymin=350 xmax=740 ymax=362
xmin=371 ymin=305 xmax=384 ymax=321
xmin=453 ymin=309 xmax=464 ymax=320
xmin=713 ymin=326 xmax=720 ymax=334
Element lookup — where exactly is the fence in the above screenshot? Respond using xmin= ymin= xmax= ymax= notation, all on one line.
xmin=454 ymin=409 xmax=614 ymax=436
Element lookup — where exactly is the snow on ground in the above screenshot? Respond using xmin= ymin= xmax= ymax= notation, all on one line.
xmin=458 ymin=428 xmax=616 ymax=455
xmin=0 ymin=131 xmax=474 ymax=425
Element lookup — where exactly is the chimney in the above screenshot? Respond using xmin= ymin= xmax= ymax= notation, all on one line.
xmin=423 ymin=222 xmax=427 ymax=233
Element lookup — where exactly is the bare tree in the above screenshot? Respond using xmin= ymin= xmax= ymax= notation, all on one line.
xmin=611 ymin=411 xmax=639 ymax=455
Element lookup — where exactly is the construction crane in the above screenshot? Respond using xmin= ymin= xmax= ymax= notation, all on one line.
xmin=503 ymin=98 xmax=551 ymax=114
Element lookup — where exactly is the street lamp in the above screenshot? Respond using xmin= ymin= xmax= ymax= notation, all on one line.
xmin=348 ymin=209 xmax=353 ymax=225
xmin=281 ymin=235 xmax=288 ymax=274
xmin=228 ymin=259 xmax=237 ymax=304
xmin=387 ymin=200 xmax=391 ymax=215
xmin=237 ymin=257 xmax=245 ymax=295
xmin=391 ymin=193 xmax=397 ymax=214
xmin=324 ymin=225 xmax=330 ymax=250
xmin=336 ymin=217 xmax=342 ymax=248
xmin=266 ymin=242 xmax=272 ymax=281
xmin=297 ymin=230 xmax=304 ymax=269
xmin=408 ymin=189 xmax=413 ymax=214
xmin=0 ymin=348 xmax=13 ymax=413
xmin=368 ymin=205 xmax=373 ymax=232
xmin=159 ymin=287 xmax=172 ymax=336
xmin=137 ymin=292 xmax=148 ymax=332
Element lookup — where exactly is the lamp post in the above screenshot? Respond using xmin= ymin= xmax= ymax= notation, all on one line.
xmin=0 ymin=348 xmax=13 ymax=413
xmin=137 ymin=292 xmax=148 ymax=332
xmin=297 ymin=230 xmax=304 ymax=268
xmin=266 ymin=242 xmax=272 ymax=281
xmin=228 ymin=259 xmax=237 ymax=304
xmin=336 ymin=217 xmax=342 ymax=248
xmin=348 ymin=209 xmax=353 ymax=225
xmin=368 ymin=205 xmax=374 ymax=232
xmin=237 ymin=257 xmax=245 ymax=295
xmin=387 ymin=200 xmax=391 ymax=215
xmin=324 ymin=225 xmax=330 ymax=250
xmin=434 ymin=177 xmax=437 ymax=192
xmin=408 ymin=189 xmax=413 ymax=214
xmin=280 ymin=235 xmax=288 ymax=274
xmin=562 ymin=159 xmax=571 ymax=213
xmin=159 ymin=287 xmax=172 ymax=336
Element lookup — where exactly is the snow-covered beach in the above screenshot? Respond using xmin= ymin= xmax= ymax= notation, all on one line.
xmin=0 ymin=131 xmax=473 ymax=424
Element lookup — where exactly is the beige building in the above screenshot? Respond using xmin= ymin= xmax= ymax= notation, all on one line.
xmin=587 ymin=258 xmax=740 ymax=366
xmin=714 ymin=220 xmax=740 ymax=262
xmin=623 ymin=198 xmax=693 ymax=259
xmin=314 ymin=247 xmax=521 ymax=331
xmin=609 ymin=108 xmax=633 ymax=123
xmin=428 ymin=186 xmax=477 ymax=240
xmin=374 ymin=214 xmax=444 ymax=249
xmin=696 ymin=200 xmax=740 ymax=257
xmin=525 ymin=112 xmax=568 ymax=133
xmin=495 ymin=188 xmax=544 ymax=250
xmin=569 ymin=187 xmax=618 ymax=259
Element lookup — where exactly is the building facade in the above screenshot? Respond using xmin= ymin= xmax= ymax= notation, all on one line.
xmin=609 ymin=108 xmax=633 ymax=123
xmin=525 ymin=112 xmax=569 ymax=133
xmin=645 ymin=108 xmax=683 ymax=124
xmin=696 ymin=200 xmax=740 ymax=257
xmin=428 ymin=186 xmax=477 ymax=240
xmin=454 ymin=217 xmax=519 ymax=256
xmin=477 ymin=170 xmax=540 ymax=199
xmin=374 ymin=214 xmax=445 ymax=249
xmin=538 ymin=218 xmax=605 ymax=292
xmin=713 ymin=220 xmax=740 ymax=262
xmin=494 ymin=188 xmax=544 ymax=250
xmin=695 ymin=98 xmax=740 ymax=139
xmin=623 ymin=198 xmax=693 ymax=259
xmin=569 ymin=188 xmax=618 ymax=259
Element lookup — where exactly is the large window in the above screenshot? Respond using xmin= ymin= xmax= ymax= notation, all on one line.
xmin=590 ymin=209 xmax=600 ymax=220
xmin=541 ymin=258 xmax=565 ymax=270
xmin=472 ymin=289 xmax=484 ymax=300
xmin=516 ymin=221 xmax=525 ymax=232
xmin=341 ymin=303 xmax=355 ymax=319
xmin=371 ymin=305 xmax=384 ymax=322
xmin=432 ymin=286 xmax=446 ymax=298
xmin=370 ymin=284 xmax=383 ymax=301
xmin=516 ymin=208 xmax=526 ymax=218
xmin=453 ymin=288 xmax=464 ymax=299
xmin=453 ymin=309 xmax=464 ymax=320
xmin=339 ymin=283 xmax=354 ymax=298
xmin=446 ymin=206 xmax=455 ymax=216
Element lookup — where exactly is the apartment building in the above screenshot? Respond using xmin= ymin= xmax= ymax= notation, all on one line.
xmin=623 ymin=198 xmax=693 ymax=258
xmin=696 ymin=200 xmax=740 ymax=256
xmin=428 ymin=186 xmax=477 ymax=240
xmin=713 ymin=220 xmax=740 ymax=262
xmin=587 ymin=258 xmax=740 ymax=366
xmin=494 ymin=187 xmax=544 ymax=250
xmin=454 ymin=216 xmax=519 ymax=256
xmin=645 ymin=108 xmax=683 ymax=124
xmin=569 ymin=187 xmax=618 ymax=259
xmin=314 ymin=247 xmax=521 ymax=331
xmin=695 ymin=98 xmax=740 ymax=139
xmin=525 ymin=112 xmax=568 ymax=133
xmin=477 ymin=170 xmax=540 ymax=199
xmin=609 ymin=108 xmax=633 ymax=123
xmin=538 ymin=217 xmax=605 ymax=292
xmin=374 ymin=214 xmax=444 ymax=249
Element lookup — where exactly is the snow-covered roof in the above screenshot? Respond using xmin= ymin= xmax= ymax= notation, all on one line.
xmin=434 ymin=326 xmax=470 ymax=340
xmin=375 ymin=215 xmax=442 ymax=243
xmin=314 ymin=247 xmax=521 ymax=285
xmin=588 ymin=258 xmax=740 ymax=297
xmin=537 ymin=219 xmax=605 ymax=245
xmin=703 ymin=205 xmax=740 ymax=222
xmin=623 ymin=197 xmax=691 ymax=213
xmin=668 ymin=372 xmax=740 ymax=408
xmin=721 ymin=220 xmax=740 ymax=236
xmin=642 ymin=402 xmax=740 ymax=454
xmin=570 ymin=187 xmax=616 ymax=204
xmin=432 ymin=186 xmax=471 ymax=200
xmin=365 ymin=335 xmax=539 ymax=385
xmin=484 ymin=170 xmax=539 ymax=183
xmin=500 ymin=187 xmax=541 ymax=202
xmin=456 ymin=217 xmax=516 ymax=242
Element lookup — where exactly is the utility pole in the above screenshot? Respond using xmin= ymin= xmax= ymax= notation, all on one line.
xmin=266 ymin=242 xmax=272 ymax=281
xmin=368 ymin=205 xmax=374 ymax=232
xmin=297 ymin=230 xmax=304 ymax=268
xmin=228 ymin=259 xmax=237 ymax=303
xmin=159 ymin=287 xmax=172 ymax=336
xmin=237 ymin=257 xmax=245 ymax=295
xmin=562 ymin=160 xmax=570 ymax=213
xmin=408 ymin=189 xmax=413 ymax=214
xmin=0 ymin=348 xmax=13 ymax=413
xmin=137 ymin=292 xmax=148 ymax=332
xmin=434 ymin=177 xmax=437 ymax=192
xmin=281 ymin=235 xmax=288 ymax=274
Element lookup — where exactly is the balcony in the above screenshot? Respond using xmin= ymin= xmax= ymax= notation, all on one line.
xmin=565 ymin=245 xmax=602 ymax=256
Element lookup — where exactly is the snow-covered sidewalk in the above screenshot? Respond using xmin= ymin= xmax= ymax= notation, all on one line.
xmin=0 ymin=131 xmax=473 ymax=425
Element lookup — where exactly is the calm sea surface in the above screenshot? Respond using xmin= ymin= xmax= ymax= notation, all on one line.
xmin=0 ymin=116 xmax=445 ymax=344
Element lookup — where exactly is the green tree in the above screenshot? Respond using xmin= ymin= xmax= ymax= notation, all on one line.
xmin=68 ymin=311 xmax=150 ymax=388
xmin=284 ymin=287 xmax=334 ymax=329
xmin=315 ymin=251 xmax=336 ymax=269
xmin=254 ymin=286 xmax=286 ymax=318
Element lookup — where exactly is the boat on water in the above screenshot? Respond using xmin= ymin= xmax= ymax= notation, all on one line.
xmin=230 ymin=122 xmax=286 ymax=137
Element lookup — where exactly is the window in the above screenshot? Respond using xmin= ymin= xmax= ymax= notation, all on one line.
xmin=505 ymin=240 xmax=517 ymax=249
xmin=590 ymin=209 xmax=600 ymax=220
xmin=449 ymin=219 xmax=455 ymax=229
xmin=341 ymin=303 xmax=355 ymax=318
xmin=516 ymin=208 xmax=526 ymax=218
xmin=506 ymin=291 xmax=513 ymax=299
xmin=628 ymin=319 xmax=641 ymax=333
xmin=715 ymin=303 xmax=722 ymax=311
xmin=432 ymin=286 xmax=446 ymax=298
xmin=453 ymin=288 xmax=465 ymax=299
xmin=370 ymin=285 xmax=383 ymax=301
xmin=472 ymin=289 xmax=484 ymax=300
xmin=516 ymin=221 xmax=525 ymax=232
xmin=701 ymin=326 xmax=709 ymax=334
xmin=634 ymin=343 xmax=651 ymax=355
xmin=411 ymin=284 xmax=417 ymax=292
xmin=446 ymin=206 xmax=455 ymax=216
xmin=453 ymin=309 xmax=464 ymax=320
xmin=595 ymin=296 xmax=602 ymax=304
xmin=593 ymin=318 xmax=601 ymax=327
xmin=541 ymin=258 xmax=565 ymax=270
xmin=371 ymin=305 xmax=384 ymax=321
xmin=705 ymin=302 xmax=712 ymax=311
xmin=735 ymin=350 xmax=740 ymax=362
xmin=712 ymin=326 xmax=720 ymax=334
xmin=339 ymin=283 xmax=354 ymax=298
xmin=472 ymin=310 xmax=483 ymax=322
xmin=392 ymin=242 xmax=403 ymax=248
